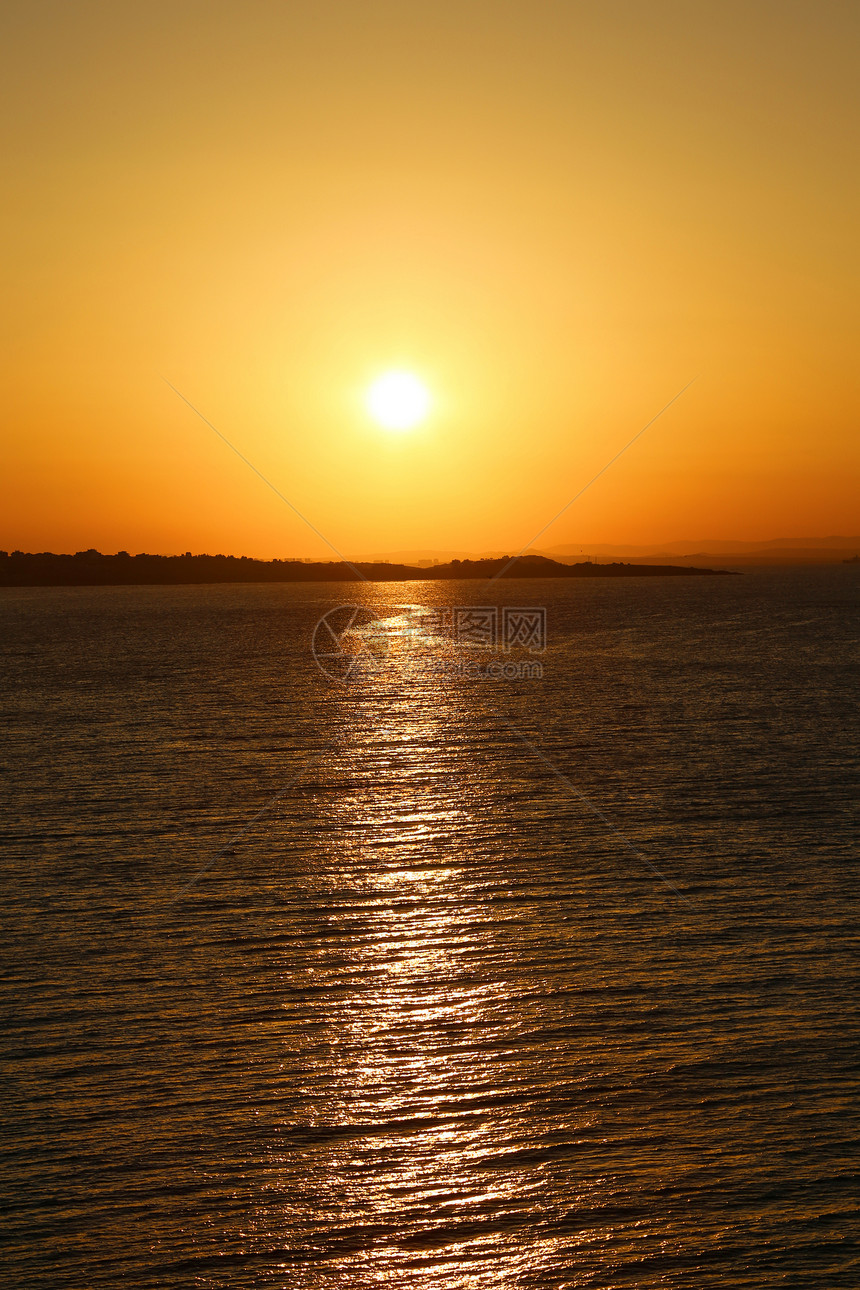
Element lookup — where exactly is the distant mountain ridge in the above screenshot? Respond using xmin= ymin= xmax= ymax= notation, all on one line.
xmin=549 ymin=536 xmax=859 ymax=555
xmin=360 ymin=537 xmax=860 ymax=567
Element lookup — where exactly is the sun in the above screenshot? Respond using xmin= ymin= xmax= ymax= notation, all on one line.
xmin=366 ymin=370 xmax=430 ymax=430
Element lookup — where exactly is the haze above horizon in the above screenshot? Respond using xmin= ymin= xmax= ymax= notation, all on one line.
xmin=2 ymin=1 xmax=857 ymax=558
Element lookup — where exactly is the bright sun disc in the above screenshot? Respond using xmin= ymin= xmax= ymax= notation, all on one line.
xmin=366 ymin=371 xmax=430 ymax=430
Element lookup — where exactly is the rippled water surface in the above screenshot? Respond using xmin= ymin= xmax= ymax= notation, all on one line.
xmin=2 ymin=569 xmax=858 ymax=1287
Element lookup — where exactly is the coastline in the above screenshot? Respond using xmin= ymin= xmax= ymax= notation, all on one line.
xmin=0 ymin=551 xmax=737 ymax=587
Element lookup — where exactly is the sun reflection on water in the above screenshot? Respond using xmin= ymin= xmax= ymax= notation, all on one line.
xmin=274 ymin=582 xmax=593 ymax=1284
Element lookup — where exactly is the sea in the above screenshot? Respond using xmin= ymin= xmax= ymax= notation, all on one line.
xmin=2 ymin=567 xmax=858 ymax=1288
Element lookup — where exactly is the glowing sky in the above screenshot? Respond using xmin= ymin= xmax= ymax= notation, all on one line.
xmin=2 ymin=1 xmax=857 ymax=557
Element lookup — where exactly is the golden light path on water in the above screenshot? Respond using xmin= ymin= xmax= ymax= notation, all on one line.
xmin=313 ymin=619 xmax=543 ymax=1284
xmin=2 ymin=573 xmax=857 ymax=1288
xmin=242 ymin=581 xmax=675 ymax=1286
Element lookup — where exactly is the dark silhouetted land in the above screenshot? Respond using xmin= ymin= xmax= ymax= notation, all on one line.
xmin=362 ymin=538 xmax=860 ymax=567
xmin=0 ymin=550 xmax=735 ymax=586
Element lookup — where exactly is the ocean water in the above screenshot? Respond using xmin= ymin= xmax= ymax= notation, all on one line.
xmin=1 ymin=568 xmax=858 ymax=1288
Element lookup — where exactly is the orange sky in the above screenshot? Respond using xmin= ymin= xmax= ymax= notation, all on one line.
xmin=2 ymin=1 xmax=858 ymax=558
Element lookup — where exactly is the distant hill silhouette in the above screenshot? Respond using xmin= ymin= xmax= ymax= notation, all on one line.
xmin=0 ymin=550 xmax=733 ymax=586
xmin=361 ymin=537 xmax=860 ymax=567
xmin=543 ymin=537 xmax=860 ymax=566
xmin=425 ymin=555 xmax=732 ymax=579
